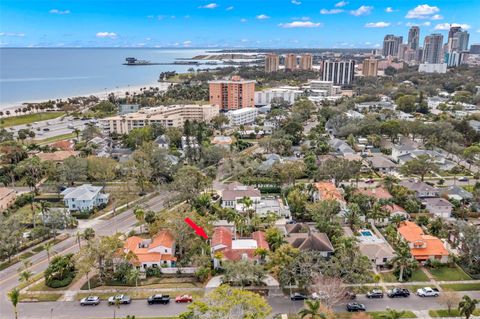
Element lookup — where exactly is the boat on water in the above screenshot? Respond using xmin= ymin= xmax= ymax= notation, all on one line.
xmin=123 ymin=57 xmax=160 ymax=66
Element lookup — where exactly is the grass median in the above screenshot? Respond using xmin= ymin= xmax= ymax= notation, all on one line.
xmin=0 ymin=112 xmax=65 ymax=127
xmin=440 ymin=282 xmax=480 ymax=291
xmin=429 ymin=309 xmax=480 ymax=317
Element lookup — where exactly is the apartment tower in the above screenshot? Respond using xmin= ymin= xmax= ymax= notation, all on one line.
xmin=321 ymin=60 xmax=355 ymax=85
xmin=264 ymin=53 xmax=279 ymax=72
xmin=423 ymin=33 xmax=444 ymax=64
xmin=284 ymin=53 xmax=297 ymax=71
xmin=208 ymin=76 xmax=256 ymax=111
xmin=362 ymin=58 xmax=378 ymax=77
xmin=299 ymin=54 xmax=313 ymax=70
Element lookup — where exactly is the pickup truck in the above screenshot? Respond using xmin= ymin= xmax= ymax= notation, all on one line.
xmin=147 ymin=294 xmax=170 ymax=305
xmin=416 ymin=287 xmax=440 ymax=297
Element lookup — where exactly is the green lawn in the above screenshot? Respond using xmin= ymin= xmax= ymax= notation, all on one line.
xmin=440 ymin=282 xmax=480 ymax=291
xmin=410 ymin=269 xmax=430 ymax=282
xmin=0 ymin=112 xmax=65 ymax=127
xmin=426 ymin=266 xmax=472 ymax=281
xmin=336 ymin=311 xmax=416 ymax=319
xmin=19 ymin=293 xmax=63 ymax=302
xmin=429 ymin=309 xmax=480 ymax=317
xmin=34 ymin=132 xmax=76 ymax=145
xmin=380 ymin=272 xmax=398 ymax=283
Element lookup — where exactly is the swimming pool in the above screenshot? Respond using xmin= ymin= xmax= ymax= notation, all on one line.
xmin=360 ymin=230 xmax=373 ymax=237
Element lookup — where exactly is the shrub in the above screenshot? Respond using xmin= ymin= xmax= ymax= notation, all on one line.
xmin=195 ymin=267 xmax=210 ymax=283
xmin=146 ymin=267 xmax=162 ymax=278
xmin=45 ymin=254 xmax=76 ymax=288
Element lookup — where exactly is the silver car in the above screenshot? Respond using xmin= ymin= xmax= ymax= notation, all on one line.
xmin=80 ymin=296 xmax=100 ymax=306
xmin=108 ymin=294 xmax=131 ymax=305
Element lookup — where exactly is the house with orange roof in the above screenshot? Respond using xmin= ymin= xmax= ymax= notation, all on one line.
xmin=312 ymin=181 xmax=346 ymax=207
xmin=211 ymin=227 xmax=269 ymax=268
xmin=50 ymin=140 xmax=75 ymax=151
xmin=357 ymin=186 xmax=393 ymax=200
xmin=397 ymin=221 xmax=449 ymax=263
xmin=123 ymin=231 xmax=177 ymax=270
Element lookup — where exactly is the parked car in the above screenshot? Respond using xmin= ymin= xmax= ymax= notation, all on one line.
xmin=364 ymin=179 xmax=375 ymax=184
xmin=80 ymin=296 xmax=100 ymax=306
xmin=346 ymin=302 xmax=366 ymax=312
xmin=147 ymin=294 xmax=170 ymax=304
xmin=345 ymin=291 xmax=357 ymax=300
xmin=310 ymin=292 xmax=329 ymax=301
xmin=458 ymin=176 xmax=469 ymax=182
xmin=175 ymin=295 xmax=193 ymax=303
xmin=366 ymin=289 xmax=384 ymax=298
xmin=290 ymin=293 xmax=308 ymax=301
xmin=416 ymin=287 xmax=439 ymax=297
xmin=43 ymin=128 xmax=50 ymax=131
xmin=108 ymin=294 xmax=131 ymax=305
xmin=387 ymin=288 xmax=410 ymax=298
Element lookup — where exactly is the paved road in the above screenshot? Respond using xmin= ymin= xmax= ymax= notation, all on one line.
xmin=9 ymin=291 xmax=480 ymax=319
xmin=0 ymin=192 xmax=171 ymax=319
xmin=7 ymin=115 xmax=87 ymax=140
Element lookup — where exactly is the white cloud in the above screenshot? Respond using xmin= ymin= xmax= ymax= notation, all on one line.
xmin=226 ymin=6 xmax=234 ymax=11
xmin=365 ymin=22 xmax=391 ymax=28
xmin=374 ymin=43 xmax=381 ymax=48
xmin=279 ymin=21 xmax=322 ymax=28
xmin=291 ymin=0 xmax=302 ymax=5
xmin=240 ymin=39 xmax=249 ymax=43
xmin=240 ymin=18 xmax=247 ymax=22
xmin=256 ymin=14 xmax=270 ymax=20
xmin=320 ymin=9 xmax=344 ymax=14
xmin=350 ymin=6 xmax=373 ymax=16
xmin=405 ymin=4 xmax=439 ymax=19
xmin=430 ymin=14 xmax=443 ymax=20
xmin=385 ymin=7 xmax=395 ymax=13
xmin=407 ymin=21 xmax=431 ymax=27
xmin=0 ymin=32 xmax=25 ymax=37
xmin=96 ymin=32 xmax=117 ymax=39
xmin=183 ymin=40 xmax=192 ymax=47
xmin=49 ymin=9 xmax=70 ymax=15
xmin=335 ymin=1 xmax=348 ymax=7
xmin=199 ymin=3 xmax=218 ymax=9
xmin=434 ymin=23 xmax=471 ymax=30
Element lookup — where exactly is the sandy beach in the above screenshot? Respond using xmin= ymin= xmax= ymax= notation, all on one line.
xmin=0 ymin=81 xmax=172 ymax=116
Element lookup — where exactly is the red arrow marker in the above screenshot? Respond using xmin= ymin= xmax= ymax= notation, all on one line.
xmin=184 ymin=217 xmax=208 ymax=239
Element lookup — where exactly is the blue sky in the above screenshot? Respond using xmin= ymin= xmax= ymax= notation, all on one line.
xmin=1 ymin=0 xmax=479 ymax=48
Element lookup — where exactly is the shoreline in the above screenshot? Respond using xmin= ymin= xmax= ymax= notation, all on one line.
xmin=0 ymin=81 xmax=171 ymax=115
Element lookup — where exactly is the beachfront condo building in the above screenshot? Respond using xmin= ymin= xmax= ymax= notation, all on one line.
xmin=101 ymin=104 xmax=219 ymax=134
xmin=208 ymin=76 xmax=256 ymax=111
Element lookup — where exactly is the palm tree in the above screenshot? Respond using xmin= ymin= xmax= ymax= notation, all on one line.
xmin=18 ymin=270 xmax=33 ymax=284
xmin=73 ymin=128 xmax=81 ymax=140
xmin=134 ymin=209 xmax=145 ymax=234
xmin=8 ymin=288 xmax=20 ymax=319
xmin=127 ymin=268 xmax=141 ymax=288
xmin=38 ymin=201 xmax=51 ymax=225
xmin=82 ymin=227 xmax=95 ymax=242
xmin=390 ymin=242 xmax=415 ymax=282
xmin=458 ymin=295 xmax=478 ymax=319
xmin=44 ymin=242 xmax=54 ymax=263
xmin=380 ymin=309 xmax=406 ymax=319
xmin=298 ymin=300 xmax=328 ymax=319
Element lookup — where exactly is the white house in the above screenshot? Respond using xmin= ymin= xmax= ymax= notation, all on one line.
xmin=61 ymin=184 xmax=109 ymax=212
xmin=422 ymin=197 xmax=453 ymax=219
xmin=221 ymin=183 xmax=261 ymax=211
xmin=391 ymin=144 xmax=416 ymax=161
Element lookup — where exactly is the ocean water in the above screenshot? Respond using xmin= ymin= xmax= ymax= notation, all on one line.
xmin=0 ymin=48 xmax=216 ymax=108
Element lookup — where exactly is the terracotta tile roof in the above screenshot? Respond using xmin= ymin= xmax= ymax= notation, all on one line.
xmin=222 ymin=184 xmax=261 ymax=201
xmin=151 ymin=231 xmax=175 ymax=248
xmin=50 ymin=140 xmax=74 ymax=151
xmin=252 ymin=231 xmax=269 ymax=250
xmin=357 ymin=187 xmax=393 ymax=200
xmin=36 ymin=150 xmax=78 ymax=162
xmin=212 ymin=227 xmax=233 ymax=248
xmin=314 ymin=181 xmax=345 ymax=202
xmin=383 ymin=203 xmax=407 ymax=214
xmin=124 ymin=236 xmax=143 ymax=252
xmin=398 ymin=221 xmax=449 ymax=259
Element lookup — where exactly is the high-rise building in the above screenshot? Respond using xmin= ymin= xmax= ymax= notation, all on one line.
xmin=453 ymin=31 xmax=470 ymax=52
xmin=397 ymin=43 xmax=409 ymax=60
xmin=299 ymin=54 xmax=313 ymax=70
xmin=285 ymin=53 xmax=297 ymax=71
xmin=470 ymin=44 xmax=480 ymax=54
xmin=362 ymin=58 xmax=378 ymax=77
xmin=448 ymin=26 xmax=462 ymax=42
xmin=383 ymin=34 xmax=403 ymax=57
xmin=408 ymin=26 xmax=420 ymax=50
xmin=265 ymin=53 xmax=279 ymax=73
xmin=321 ymin=60 xmax=355 ymax=85
xmin=208 ymin=76 xmax=256 ymax=111
xmin=423 ymin=34 xmax=444 ymax=64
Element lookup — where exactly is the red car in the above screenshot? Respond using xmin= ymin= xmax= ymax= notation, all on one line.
xmin=175 ymin=295 xmax=193 ymax=303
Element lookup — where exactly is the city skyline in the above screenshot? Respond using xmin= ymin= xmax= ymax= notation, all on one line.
xmin=1 ymin=0 xmax=480 ymax=48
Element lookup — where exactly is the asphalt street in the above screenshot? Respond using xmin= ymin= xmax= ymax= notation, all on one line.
xmin=0 ymin=192 xmax=171 ymax=319
xmin=6 ymin=115 xmax=87 ymax=140
xmin=8 ymin=291 xmax=480 ymax=319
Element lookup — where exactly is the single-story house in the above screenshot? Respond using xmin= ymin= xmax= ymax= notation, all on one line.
xmin=422 ymin=197 xmax=453 ymax=219
xmin=343 ymin=227 xmax=396 ymax=267
xmin=284 ymin=223 xmax=334 ymax=258
xmin=329 ymin=138 xmax=355 ymax=156
xmin=400 ymin=180 xmax=439 ymax=198
xmin=382 ymin=203 xmax=409 ymax=219
xmin=154 ymin=135 xmax=169 ymax=149
xmin=398 ymin=221 xmax=449 ymax=263
xmin=439 ymin=186 xmax=473 ymax=202
xmin=369 ymin=155 xmax=397 ymax=173
xmin=123 ymin=231 xmax=176 ymax=269
xmin=211 ymin=227 xmax=269 ymax=267
xmin=357 ymin=186 xmax=393 ymax=201
xmin=61 ymin=184 xmax=109 ymax=212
